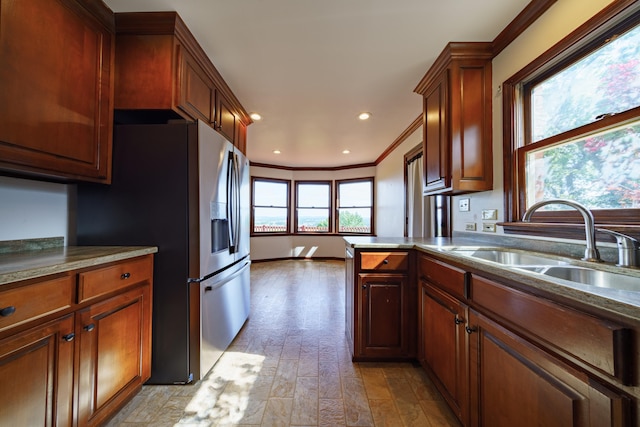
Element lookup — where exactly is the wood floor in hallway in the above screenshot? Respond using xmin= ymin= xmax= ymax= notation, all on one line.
xmin=106 ymin=259 xmax=460 ymax=426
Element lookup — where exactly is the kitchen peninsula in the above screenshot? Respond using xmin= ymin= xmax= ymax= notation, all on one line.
xmin=345 ymin=235 xmax=640 ymax=426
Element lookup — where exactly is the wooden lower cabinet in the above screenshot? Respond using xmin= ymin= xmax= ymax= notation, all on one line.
xmin=75 ymin=285 xmax=152 ymax=426
xmin=468 ymin=308 xmax=630 ymax=427
xmin=0 ymin=315 xmax=75 ymax=426
xmin=359 ymin=273 xmax=407 ymax=357
xmin=419 ymin=281 xmax=468 ymax=424
xmin=0 ymin=253 xmax=153 ymax=426
xmin=345 ymin=248 xmax=415 ymax=361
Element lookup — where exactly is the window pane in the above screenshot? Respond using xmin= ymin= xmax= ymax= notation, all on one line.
xmin=531 ymin=24 xmax=640 ymax=142
xmin=297 ymin=208 xmax=329 ymax=232
xmin=297 ymin=183 xmax=329 ymax=207
xmin=253 ymin=207 xmax=287 ymax=232
xmin=338 ymin=208 xmax=371 ymax=233
xmin=339 ymin=181 xmax=372 ymax=207
xmin=254 ymin=181 xmax=288 ymax=206
xmin=525 ymin=120 xmax=640 ymax=209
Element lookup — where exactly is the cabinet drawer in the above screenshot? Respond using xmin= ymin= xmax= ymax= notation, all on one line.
xmin=0 ymin=274 xmax=74 ymax=333
xmin=78 ymin=256 xmax=153 ymax=303
xmin=419 ymin=255 xmax=467 ymax=300
xmin=360 ymin=252 xmax=409 ymax=271
xmin=471 ymin=275 xmax=633 ymax=384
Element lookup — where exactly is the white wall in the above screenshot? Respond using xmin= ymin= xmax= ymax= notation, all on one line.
xmin=250 ymin=164 xmax=376 ymax=260
xmin=0 ymin=176 xmax=71 ymax=243
xmin=451 ymin=0 xmax=614 ymax=234
xmin=376 ymin=125 xmax=422 ymax=237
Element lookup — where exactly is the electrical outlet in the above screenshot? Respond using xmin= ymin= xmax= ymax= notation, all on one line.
xmin=482 ymin=223 xmax=496 ymax=232
xmin=459 ymin=198 xmax=470 ymax=212
xmin=482 ymin=209 xmax=497 ymax=220
xmin=465 ymin=222 xmax=477 ymax=231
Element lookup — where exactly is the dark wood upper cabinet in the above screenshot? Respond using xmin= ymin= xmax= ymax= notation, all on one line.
xmin=0 ymin=0 xmax=115 ymax=182
xmin=113 ymin=12 xmax=251 ymax=153
xmin=415 ymin=42 xmax=493 ymax=195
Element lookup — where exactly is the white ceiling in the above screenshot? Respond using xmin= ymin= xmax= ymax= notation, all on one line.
xmin=104 ymin=0 xmax=531 ymax=168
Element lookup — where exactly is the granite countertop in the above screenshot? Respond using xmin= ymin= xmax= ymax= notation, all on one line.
xmin=344 ymin=236 xmax=640 ymax=320
xmin=0 ymin=245 xmax=158 ymax=286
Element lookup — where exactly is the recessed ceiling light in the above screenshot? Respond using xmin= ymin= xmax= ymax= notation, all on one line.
xmin=342 ymin=149 xmax=350 ymax=154
xmin=358 ymin=112 xmax=371 ymax=120
xmin=273 ymin=150 xmax=281 ymax=154
xmin=250 ymin=113 xmax=262 ymax=121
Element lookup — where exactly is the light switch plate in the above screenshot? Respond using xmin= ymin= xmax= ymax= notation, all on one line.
xmin=482 ymin=209 xmax=498 ymax=220
xmin=459 ymin=198 xmax=470 ymax=212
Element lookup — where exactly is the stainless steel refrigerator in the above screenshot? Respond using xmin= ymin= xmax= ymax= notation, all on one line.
xmin=77 ymin=120 xmax=250 ymax=384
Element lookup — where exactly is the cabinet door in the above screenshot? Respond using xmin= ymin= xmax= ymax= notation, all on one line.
xmin=178 ymin=47 xmax=215 ymax=123
xmin=420 ymin=282 xmax=468 ymax=424
xmin=235 ymin=120 xmax=248 ymax=154
xmin=0 ymin=315 xmax=74 ymax=427
xmin=0 ymin=0 xmax=113 ymax=182
xmin=468 ymin=309 xmax=631 ymax=427
xmin=76 ymin=285 xmax=151 ymax=427
xmin=359 ymin=273 xmax=406 ymax=357
xmin=422 ymin=71 xmax=449 ymax=194
xmin=216 ymin=90 xmax=237 ymax=142
xmin=450 ymin=61 xmax=493 ymax=192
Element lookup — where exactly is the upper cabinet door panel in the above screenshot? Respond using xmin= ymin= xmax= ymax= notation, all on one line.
xmin=0 ymin=0 xmax=114 ymax=182
xmin=423 ymin=71 xmax=449 ymax=193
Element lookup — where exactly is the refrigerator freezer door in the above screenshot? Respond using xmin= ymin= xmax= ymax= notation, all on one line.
xmin=200 ymin=259 xmax=251 ymax=378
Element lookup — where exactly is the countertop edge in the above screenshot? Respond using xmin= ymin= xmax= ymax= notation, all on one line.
xmin=344 ymin=237 xmax=640 ymax=320
xmin=0 ymin=246 xmax=158 ymax=286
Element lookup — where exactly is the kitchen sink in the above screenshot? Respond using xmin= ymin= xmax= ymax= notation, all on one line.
xmin=450 ymin=249 xmax=568 ymax=266
xmin=541 ymin=266 xmax=640 ymax=292
xmin=448 ymin=248 xmax=640 ymax=292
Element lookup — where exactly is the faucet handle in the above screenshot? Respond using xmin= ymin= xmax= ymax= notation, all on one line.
xmin=596 ymin=228 xmax=640 ymax=267
xmin=596 ymin=228 xmax=640 ymax=249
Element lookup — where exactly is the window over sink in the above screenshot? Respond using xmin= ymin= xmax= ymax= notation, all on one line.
xmin=503 ymin=4 xmax=640 ymax=239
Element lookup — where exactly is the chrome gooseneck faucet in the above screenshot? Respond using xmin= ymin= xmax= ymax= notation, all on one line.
xmin=522 ymin=199 xmax=602 ymax=262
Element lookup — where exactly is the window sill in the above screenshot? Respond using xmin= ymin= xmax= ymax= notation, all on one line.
xmin=499 ymin=222 xmax=640 ymax=242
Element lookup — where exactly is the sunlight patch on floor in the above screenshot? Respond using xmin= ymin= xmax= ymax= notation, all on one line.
xmin=177 ymin=351 xmax=265 ymax=425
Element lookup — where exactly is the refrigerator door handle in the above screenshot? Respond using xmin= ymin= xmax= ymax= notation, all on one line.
xmin=227 ymin=151 xmax=236 ymax=253
xmin=233 ymin=152 xmax=241 ymax=253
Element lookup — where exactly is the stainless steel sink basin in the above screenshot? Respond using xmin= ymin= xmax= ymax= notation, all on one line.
xmin=541 ymin=266 xmax=640 ymax=292
xmin=451 ymin=249 xmax=567 ymax=266
xmin=447 ymin=247 xmax=640 ymax=293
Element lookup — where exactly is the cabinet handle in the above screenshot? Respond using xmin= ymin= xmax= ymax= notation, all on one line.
xmin=121 ymin=272 xmax=131 ymax=280
xmin=465 ymin=326 xmax=477 ymax=334
xmin=0 ymin=306 xmax=16 ymax=317
xmin=84 ymin=323 xmax=95 ymax=332
xmin=62 ymin=333 xmax=75 ymax=342
xmin=382 ymin=259 xmax=389 ymax=264
xmin=454 ymin=315 xmax=464 ymax=325
xmin=362 ymin=284 xmax=367 ymax=289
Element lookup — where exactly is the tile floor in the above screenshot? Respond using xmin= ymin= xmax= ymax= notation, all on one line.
xmin=106 ymin=259 xmax=460 ymax=426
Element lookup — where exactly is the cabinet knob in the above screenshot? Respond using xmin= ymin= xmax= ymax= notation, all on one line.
xmin=465 ymin=326 xmax=477 ymax=334
xmin=382 ymin=259 xmax=389 ymax=264
xmin=0 ymin=306 xmax=16 ymax=317
xmin=84 ymin=323 xmax=95 ymax=332
xmin=454 ymin=315 xmax=464 ymax=325
xmin=120 ymin=272 xmax=131 ymax=280
xmin=362 ymin=284 xmax=367 ymax=289
xmin=62 ymin=333 xmax=75 ymax=342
